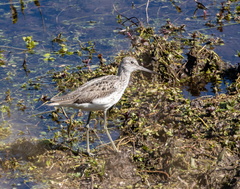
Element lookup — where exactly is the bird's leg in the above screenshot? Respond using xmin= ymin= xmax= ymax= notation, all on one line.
xmin=103 ymin=110 xmax=119 ymax=152
xmin=86 ymin=111 xmax=92 ymax=155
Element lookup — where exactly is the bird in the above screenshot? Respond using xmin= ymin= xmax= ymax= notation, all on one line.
xmin=48 ymin=56 xmax=156 ymax=154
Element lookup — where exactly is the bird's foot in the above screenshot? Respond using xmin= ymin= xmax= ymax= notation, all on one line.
xmin=82 ymin=150 xmax=95 ymax=157
xmin=87 ymin=152 xmax=95 ymax=156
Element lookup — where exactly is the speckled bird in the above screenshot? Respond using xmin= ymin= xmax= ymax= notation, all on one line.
xmin=48 ymin=57 xmax=156 ymax=154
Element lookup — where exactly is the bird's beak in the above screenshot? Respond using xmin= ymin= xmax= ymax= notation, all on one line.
xmin=138 ymin=65 xmax=158 ymax=74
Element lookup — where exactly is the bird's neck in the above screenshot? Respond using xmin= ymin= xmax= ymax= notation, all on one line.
xmin=117 ymin=66 xmax=132 ymax=83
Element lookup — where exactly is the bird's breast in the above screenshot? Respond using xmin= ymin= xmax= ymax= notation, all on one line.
xmin=91 ymin=89 xmax=125 ymax=109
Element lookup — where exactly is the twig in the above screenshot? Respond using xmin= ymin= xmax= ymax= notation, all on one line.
xmin=0 ymin=45 xmax=26 ymax=51
xmin=113 ymin=4 xmax=140 ymax=27
xmin=61 ymin=107 xmax=69 ymax=119
xmin=146 ymin=0 xmax=150 ymax=24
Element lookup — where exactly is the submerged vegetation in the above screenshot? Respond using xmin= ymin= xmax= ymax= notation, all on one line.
xmin=0 ymin=0 xmax=240 ymax=188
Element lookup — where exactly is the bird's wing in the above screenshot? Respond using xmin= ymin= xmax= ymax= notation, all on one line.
xmin=50 ymin=75 xmax=120 ymax=104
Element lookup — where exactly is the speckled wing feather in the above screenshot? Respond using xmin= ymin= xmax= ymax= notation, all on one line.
xmin=50 ymin=75 xmax=120 ymax=105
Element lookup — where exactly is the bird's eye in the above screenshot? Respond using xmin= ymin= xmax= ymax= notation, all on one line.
xmin=131 ymin=61 xmax=134 ymax=64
